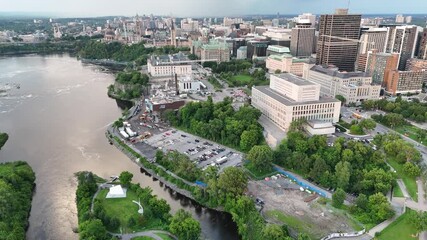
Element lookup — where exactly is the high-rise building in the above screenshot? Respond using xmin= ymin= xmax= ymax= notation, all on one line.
xmin=406 ymin=16 xmax=413 ymax=24
xmin=170 ymin=19 xmax=177 ymax=47
xmin=356 ymin=28 xmax=388 ymax=71
xmin=384 ymin=25 xmax=418 ymax=70
xmin=316 ymin=9 xmax=361 ymax=72
xmin=291 ymin=23 xmax=315 ymax=57
xmin=246 ymin=40 xmax=269 ymax=59
xmin=395 ymin=14 xmax=405 ymax=23
xmin=418 ymin=28 xmax=427 ymax=60
xmin=384 ymin=70 xmax=424 ymax=95
xmin=296 ymin=13 xmax=316 ymax=28
xmin=365 ymin=50 xmax=399 ymax=85
xmin=406 ymin=58 xmax=427 ymax=83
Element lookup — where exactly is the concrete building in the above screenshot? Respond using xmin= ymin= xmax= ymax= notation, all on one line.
xmin=384 ymin=25 xmax=418 ymax=70
xmin=236 ymin=46 xmax=247 ymax=59
xmin=290 ymin=24 xmax=315 ymax=57
xmin=395 ymin=14 xmax=405 ymax=23
xmin=262 ymin=28 xmax=292 ymax=47
xmin=418 ymin=28 xmax=427 ymax=60
xmin=200 ymin=40 xmax=230 ymax=62
xmin=181 ymin=18 xmax=199 ymax=32
xmin=178 ymin=76 xmax=205 ymax=93
xmin=267 ymin=45 xmax=290 ymax=56
xmin=296 ymin=13 xmax=316 ymax=28
xmin=406 ymin=58 xmax=427 ymax=82
xmin=307 ymin=65 xmax=381 ymax=104
xmin=356 ymin=28 xmax=389 ymax=71
xmin=316 ymin=9 xmax=362 ymax=72
xmin=366 ymin=50 xmax=400 ymax=85
xmin=384 ymin=70 xmax=424 ymax=95
xmin=266 ymin=54 xmax=311 ymax=76
xmin=147 ymin=53 xmax=192 ymax=77
xmin=252 ymin=73 xmax=340 ymax=132
xmin=246 ymin=40 xmax=269 ymax=59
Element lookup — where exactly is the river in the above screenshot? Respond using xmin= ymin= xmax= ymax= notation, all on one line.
xmin=0 ymin=54 xmax=238 ymax=240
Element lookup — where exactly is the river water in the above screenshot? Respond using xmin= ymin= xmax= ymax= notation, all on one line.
xmin=0 ymin=54 xmax=238 ymax=240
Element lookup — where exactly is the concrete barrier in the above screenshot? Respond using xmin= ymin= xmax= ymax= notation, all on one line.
xmin=321 ymin=229 xmax=366 ymax=240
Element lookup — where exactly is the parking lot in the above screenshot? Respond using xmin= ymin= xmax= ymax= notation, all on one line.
xmin=144 ymin=129 xmax=243 ymax=171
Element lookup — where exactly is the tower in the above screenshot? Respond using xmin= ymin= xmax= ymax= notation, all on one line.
xmin=170 ymin=19 xmax=177 ymax=47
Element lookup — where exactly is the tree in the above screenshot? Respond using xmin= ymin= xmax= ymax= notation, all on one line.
xmin=0 ymin=133 xmax=8 ymax=150
xmin=403 ymin=162 xmax=421 ymax=177
xmin=169 ymin=209 xmax=201 ymax=240
xmin=262 ymin=224 xmax=290 ymax=240
xmin=355 ymin=194 xmax=368 ymax=211
xmin=217 ymin=167 xmax=248 ymax=198
xmin=359 ymin=119 xmax=376 ymax=131
xmin=332 ymin=188 xmax=346 ymax=208
xmin=274 ymin=69 xmax=282 ymax=74
xmin=310 ymin=158 xmax=329 ymax=183
xmin=240 ymin=130 xmax=260 ymax=152
xmin=409 ymin=211 xmax=427 ymax=233
xmin=78 ymin=219 xmax=108 ymax=240
xmin=368 ymin=193 xmax=394 ymax=222
xmin=119 ymin=171 xmax=133 ymax=187
xmin=335 ymin=161 xmax=351 ymax=190
xmin=350 ymin=124 xmax=364 ymax=135
xmin=336 ymin=95 xmax=346 ymax=104
xmin=361 ymin=168 xmax=394 ymax=195
xmin=246 ymin=145 xmax=274 ymax=172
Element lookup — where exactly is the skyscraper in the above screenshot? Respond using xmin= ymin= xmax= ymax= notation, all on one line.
xmin=384 ymin=25 xmax=418 ymax=70
xmin=316 ymin=9 xmax=361 ymax=71
xmin=418 ymin=28 xmax=427 ymax=60
xmin=170 ymin=19 xmax=177 ymax=47
xmin=291 ymin=23 xmax=315 ymax=57
xmin=356 ymin=28 xmax=388 ymax=71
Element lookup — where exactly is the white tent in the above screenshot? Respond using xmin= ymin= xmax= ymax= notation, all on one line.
xmin=106 ymin=185 xmax=127 ymax=198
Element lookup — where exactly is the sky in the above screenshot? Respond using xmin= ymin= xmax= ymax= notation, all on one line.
xmin=1 ymin=0 xmax=427 ymax=17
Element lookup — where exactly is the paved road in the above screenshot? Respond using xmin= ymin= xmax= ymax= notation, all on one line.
xmin=420 ymin=231 xmax=427 ymax=240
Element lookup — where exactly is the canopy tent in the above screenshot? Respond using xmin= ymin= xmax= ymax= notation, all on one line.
xmin=106 ymin=185 xmax=127 ymax=198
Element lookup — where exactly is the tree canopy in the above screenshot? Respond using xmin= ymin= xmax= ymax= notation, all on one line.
xmin=0 ymin=132 xmax=8 ymax=150
xmin=169 ymin=209 xmax=201 ymax=240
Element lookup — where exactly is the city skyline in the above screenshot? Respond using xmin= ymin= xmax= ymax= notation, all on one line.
xmin=2 ymin=0 xmax=427 ymax=18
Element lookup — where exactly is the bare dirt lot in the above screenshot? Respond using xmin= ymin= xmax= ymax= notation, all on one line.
xmin=248 ymin=180 xmax=360 ymax=239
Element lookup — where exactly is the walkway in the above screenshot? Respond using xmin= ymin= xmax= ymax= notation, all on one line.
xmin=406 ymin=179 xmax=427 ymax=212
xmin=113 ymin=230 xmax=177 ymax=240
xmin=396 ymin=179 xmax=410 ymax=199
xmin=420 ymin=231 xmax=427 ymax=240
xmin=367 ymin=199 xmax=405 ymax=237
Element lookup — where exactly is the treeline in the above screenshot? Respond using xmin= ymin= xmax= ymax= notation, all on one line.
xmin=362 ymin=98 xmax=427 ymax=123
xmin=164 ymin=97 xmax=264 ymax=152
xmin=0 ymin=132 xmax=8 ymax=150
xmin=203 ymin=59 xmax=252 ymax=74
xmin=0 ymin=161 xmax=36 ymax=240
xmin=79 ymin=41 xmax=189 ymax=65
xmin=0 ymin=42 xmax=78 ymax=55
xmin=108 ymin=71 xmax=149 ymax=100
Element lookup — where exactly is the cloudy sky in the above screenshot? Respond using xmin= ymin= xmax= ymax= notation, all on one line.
xmin=2 ymin=0 xmax=427 ymax=17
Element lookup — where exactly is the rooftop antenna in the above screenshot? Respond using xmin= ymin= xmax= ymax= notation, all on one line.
xmin=347 ymin=0 xmax=351 ymax=10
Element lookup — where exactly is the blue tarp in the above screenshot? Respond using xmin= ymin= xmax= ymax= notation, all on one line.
xmin=273 ymin=166 xmax=328 ymax=198
xmin=195 ymin=180 xmax=207 ymax=188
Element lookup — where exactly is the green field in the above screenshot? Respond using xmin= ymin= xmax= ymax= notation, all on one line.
xmin=388 ymin=158 xmax=418 ymax=201
xmin=393 ymin=184 xmax=404 ymax=198
xmin=96 ymin=188 xmax=167 ymax=232
xmin=378 ymin=209 xmax=418 ymax=240
xmin=156 ymin=233 xmax=173 ymax=240
xmin=395 ymin=125 xmax=427 ymax=147
xmin=265 ymin=210 xmax=316 ymax=239
xmin=232 ymin=74 xmax=252 ymax=83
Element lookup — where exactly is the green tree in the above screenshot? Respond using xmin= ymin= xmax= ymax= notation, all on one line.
xmin=361 ymin=168 xmax=394 ymax=195
xmin=409 ymin=211 xmax=427 ymax=233
xmin=332 ymin=188 xmax=346 ymax=208
xmin=368 ymin=193 xmax=394 ymax=222
xmin=403 ymin=162 xmax=421 ymax=177
xmin=79 ymin=219 xmax=108 ymax=240
xmin=0 ymin=133 xmax=8 ymax=150
xmin=336 ymin=95 xmax=346 ymax=104
xmin=310 ymin=158 xmax=329 ymax=183
xmin=355 ymin=193 xmax=368 ymax=211
xmin=359 ymin=119 xmax=376 ymax=131
xmin=119 ymin=171 xmax=133 ymax=187
xmin=246 ymin=145 xmax=273 ymax=172
xmin=262 ymin=224 xmax=290 ymax=240
xmin=274 ymin=69 xmax=282 ymax=74
xmin=169 ymin=209 xmax=201 ymax=240
xmin=217 ymin=167 xmax=248 ymax=198
xmin=240 ymin=130 xmax=260 ymax=152
xmin=335 ymin=161 xmax=351 ymax=190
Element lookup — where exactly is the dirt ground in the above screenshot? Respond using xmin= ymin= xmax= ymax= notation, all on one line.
xmin=247 ymin=179 xmax=358 ymax=239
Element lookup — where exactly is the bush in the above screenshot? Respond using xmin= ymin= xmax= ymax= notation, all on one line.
xmin=332 ymin=188 xmax=346 ymax=208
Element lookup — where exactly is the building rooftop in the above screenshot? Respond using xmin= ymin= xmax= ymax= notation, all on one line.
xmin=254 ymin=86 xmax=339 ymax=106
xmin=267 ymin=45 xmax=290 ymax=53
xmin=310 ymin=65 xmax=371 ymax=78
xmin=275 ymin=73 xmax=316 ymax=86
xmin=149 ymin=52 xmax=189 ymax=66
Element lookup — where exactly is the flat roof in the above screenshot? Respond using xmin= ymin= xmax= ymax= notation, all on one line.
xmin=275 ymin=73 xmax=316 ymax=86
xmin=253 ymin=86 xmax=339 ymax=106
xmin=310 ymin=65 xmax=371 ymax=78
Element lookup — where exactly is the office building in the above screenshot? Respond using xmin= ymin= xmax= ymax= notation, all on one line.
xmin=365 ymin=50 xmax=400 ymax=85
xmin=200 ymin=40 xmax=230 ymax=62
xmin=180 ymin=18 xmax=199 ymax=32
xmin=316 ymin=9 xmax=362 ymax=71
xmin=266 ymin=54 xmax=312 ymax=77
xmin=251 ymin=73 xmax=340 ymax=132
xmin=384 ymin=25 xmax=418 ymax=70
xmin=246 ymin=40 xmax=269 ymax=59
xmin=384 ymin=70 xmax=424 ymax=95
xmin=291 ymin=24 xmax=315 ymax=57
xmin=395 ymin=14 xmax=405 ymax=23
xmin=307 ymin=65 xmax=381 ymax=104
xmin=267 ymin=45 xmax=290 ymax=56
xmin=236 ymin=46 xmax=247 ymax=59
xmin=296 ymin=13 xmax=316 ymax=28
xmin=147 ymin=53 xmax=192 ymax=77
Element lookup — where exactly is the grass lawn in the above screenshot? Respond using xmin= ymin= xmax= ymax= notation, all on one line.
xmin=387 ymin=158 xmax=418 ymax=201
xmin=378 ymin=208 xmax=418 ymax=240
xmin=265 ymin=210 xmax=316 ymax=239
xmin=96 ymin=188 xmax=167 ymax=233
xmin=156 ymin=233 xmax=173 ymax=240
xmin=232 ymin=74 xmax=252 ymax=83
xmin=393 ymin=184 xmax=404 ymax=198
xmin=395 ymin=125 xmax=427 ymax=146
